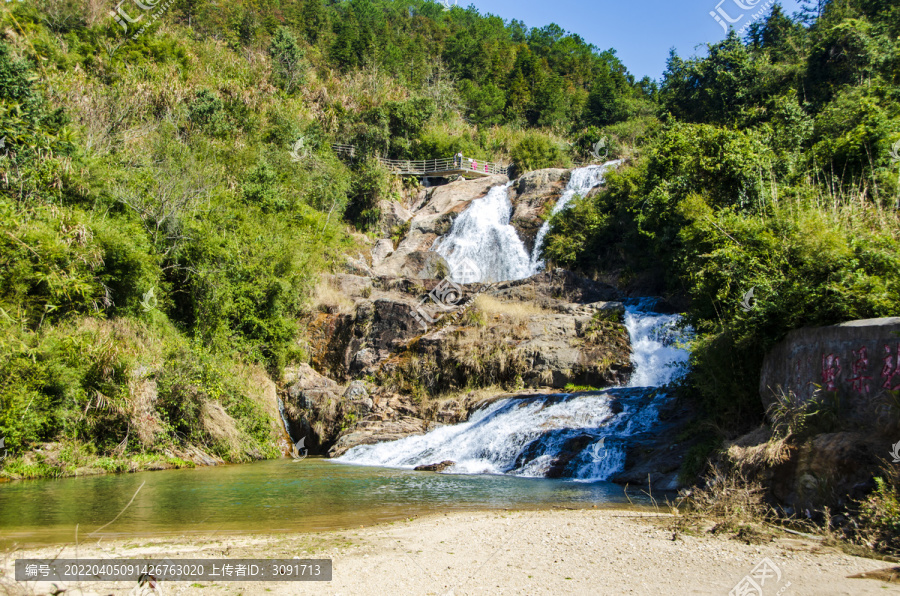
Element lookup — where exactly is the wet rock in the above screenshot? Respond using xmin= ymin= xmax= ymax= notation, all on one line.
xmin=414 ymin=460 xmax=456 ymax=472
xmin=328 ymin=417 xmax=428 ymax=458
xmin=374 ymin=175 xmax=507 ymax=278
xmin=507 ymin=168 xmax=568 ymax=252
xmin=610 ymin=396 xmax=696 ymax=492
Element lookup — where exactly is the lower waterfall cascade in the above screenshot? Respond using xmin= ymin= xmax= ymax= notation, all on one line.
xmin=337 ymin=302 xmax=691 ymax=481
xmin=338 ymin=165 xmax=690 ymax=481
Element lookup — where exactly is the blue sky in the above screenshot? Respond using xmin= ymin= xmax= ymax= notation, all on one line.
xmin=463 ymin=0 xmax=806 ymax=80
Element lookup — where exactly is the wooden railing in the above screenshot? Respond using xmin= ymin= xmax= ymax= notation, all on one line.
xmin=331 ymin=144 xmax=508 ymax=176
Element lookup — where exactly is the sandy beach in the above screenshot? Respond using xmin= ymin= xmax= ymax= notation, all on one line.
xmin=2 ymin=508 xmax=897 ymax=595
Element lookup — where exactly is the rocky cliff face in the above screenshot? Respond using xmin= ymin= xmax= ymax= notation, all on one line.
xmin=373 ymin=175 xmax=507 ymax=278
xmin=278 ymin=171 xmax=644 ymax=460
xmin=285 ymin=269 xmax=633 ymax=456
xmin=506 ymin=168 xmax=569 ymax=253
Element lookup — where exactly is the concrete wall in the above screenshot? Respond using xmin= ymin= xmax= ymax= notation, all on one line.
xmin=760 ymin=317 xmax=900 ymax=424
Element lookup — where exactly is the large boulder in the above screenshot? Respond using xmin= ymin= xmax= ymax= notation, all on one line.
xmin=760 ymin=317 xmax=900 ymax=432
xmin=377 ymin=200 xmax=412 ymax=237
xmin=328 ymin=417 xmax=427 ymax=458
xmin=519 ymin=310 xmax=632 ymax=388
xmin=280 ymin=363 xmax=345 ymax=454
xmin=371 ymin=239 xmax=394 ymax=267
xmin=308 ymin=296 xmax=428 ymax=380
xmin=490 ymin=269 xmax=620 ymax=305
xmin=507 ymin=169 xmax=569 ymax=252
xmin=783 ymin=432 xmax=881 ymax=510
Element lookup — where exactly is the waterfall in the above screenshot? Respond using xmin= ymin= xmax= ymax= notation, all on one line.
xmin=337 ymin=304 xmax=691 ymax=482
xmin=432 ymin=182 xmax=533 ymax=283
xmin=624 ymin=300 xmax=691 ymax=388
xmin=529 ymin=160 xmax=621 ymax=273
xmin=432 ymin=163 xmax=620 ymax=283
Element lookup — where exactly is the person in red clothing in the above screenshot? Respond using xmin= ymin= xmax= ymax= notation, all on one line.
xmin=472 ymin=159 xmax=477 ymax=170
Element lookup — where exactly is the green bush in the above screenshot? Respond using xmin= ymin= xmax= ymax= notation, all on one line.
xmin=344 ymin=157 xmax=391 ymax=230
xmin=510 ymin=133 xmax=566 ymax=172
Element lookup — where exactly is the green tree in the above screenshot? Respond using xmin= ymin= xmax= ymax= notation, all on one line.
xmin=269 ymin=27 xmax=306 ymax=94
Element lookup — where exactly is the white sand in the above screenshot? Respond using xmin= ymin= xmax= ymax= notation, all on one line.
xmin=2 ymin=508 xmax=897 ymax=595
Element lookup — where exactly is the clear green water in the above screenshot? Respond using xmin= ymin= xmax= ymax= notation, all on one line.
xmin=0 ymin=458 xmax=655 ymax=548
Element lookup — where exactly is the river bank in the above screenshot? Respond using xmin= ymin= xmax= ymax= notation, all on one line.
xmin=2 ymin=508 xmax=896 ymax=595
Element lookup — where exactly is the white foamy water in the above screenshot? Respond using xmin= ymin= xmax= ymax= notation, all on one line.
xmin=624 ymin=302 xmax=691 ymax=388
xmin=337 ymin=306 xmax=691 ymax=482
xmin=529 ymin=161 xmax=621 ymax=273
xmin=434 ymin=162 xmax=619 ymax=284
xmin=433 ymin=182 xmax=532 ymax=283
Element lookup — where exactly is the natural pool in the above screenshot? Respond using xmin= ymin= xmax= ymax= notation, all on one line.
xmin=0 ymin=458 xmax=658 ymax=548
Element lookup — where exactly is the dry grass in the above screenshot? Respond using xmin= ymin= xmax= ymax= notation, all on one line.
xmin=669 ymin=466 xmax=775 ymax=544
xmin=312 ymin=277 xmax=355 ymax=315
xmin=471 ymin=294 xmax=549 ymax=325
xmin=724 ymin=425 xmax=793 ymax=476
xmin=200 ymin=400 xmax=245 ymax=459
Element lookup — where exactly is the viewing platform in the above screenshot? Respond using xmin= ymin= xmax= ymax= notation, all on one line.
xmin=332 ymin=144 xmax=508 ymax=178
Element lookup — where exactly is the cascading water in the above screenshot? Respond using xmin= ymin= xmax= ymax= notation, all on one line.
xmin=432 ymin=182 xmax=532 ymax=283
xmin=337 ymin=302 xmax=691 ymax=482
xmin=529 ymin=160 xmax=621 ymax=274
xmin=434 ymin=162 xmax=619 ymax=284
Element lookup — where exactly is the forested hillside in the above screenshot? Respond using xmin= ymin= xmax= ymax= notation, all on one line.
xmin=542 ymin=0 xmax=900 ymax=461
xmin=1 ymin=0 xmax=898 ymax=480
xmin=0 ymin=0 xmax=651 ymax=476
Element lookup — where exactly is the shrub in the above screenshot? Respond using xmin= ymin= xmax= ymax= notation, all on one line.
xmin=510 ymin=133 xmax=566 ymax=172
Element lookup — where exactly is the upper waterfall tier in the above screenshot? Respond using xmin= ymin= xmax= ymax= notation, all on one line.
xmin=432 ymin=181 xmax=533 ymax=283
xmin=433 ymin=162 xmax=620 ymax=283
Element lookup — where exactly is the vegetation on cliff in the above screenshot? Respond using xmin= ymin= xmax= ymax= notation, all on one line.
xmin=1 ymin=0 xmax=898 ymax=525
xmin=543 ymin=2 xmax=900 ymax=437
